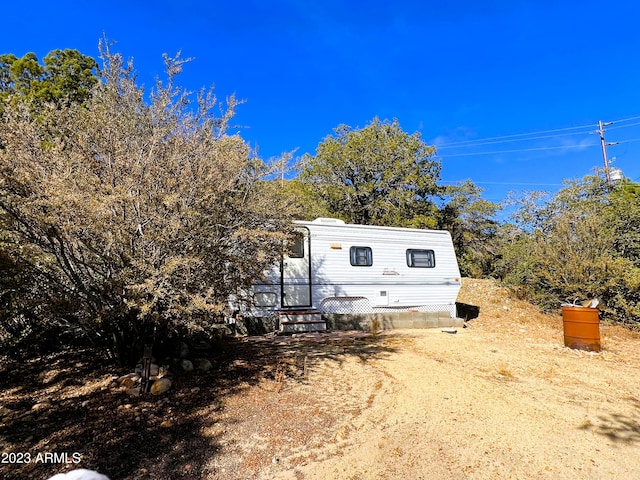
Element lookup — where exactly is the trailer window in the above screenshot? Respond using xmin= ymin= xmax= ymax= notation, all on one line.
xmin=406 ymin=249 xmax=435 ymax=268
xmin=287 ymin=232 xmax=305 ymax=258
xmin=350 ymin=246 xmax=373 ymax=266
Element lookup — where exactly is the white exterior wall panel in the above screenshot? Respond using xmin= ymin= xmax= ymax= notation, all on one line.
xmin=250 ymin=219 xmax=461 ymax=316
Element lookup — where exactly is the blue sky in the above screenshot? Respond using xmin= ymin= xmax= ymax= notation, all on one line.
xmin=2 ymin=0 xmax=640 ymax=210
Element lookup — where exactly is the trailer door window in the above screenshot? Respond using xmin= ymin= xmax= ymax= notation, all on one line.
xmin=287 ymin=232 xmax=305 ymax=258
xmin=350 ymin=246 xmax=373 ymax=266
xmin=406 ymin=249 xmax=435 ymax=268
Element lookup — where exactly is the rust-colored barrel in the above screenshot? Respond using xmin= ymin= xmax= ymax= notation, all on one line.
xmin=561 ymin=306 xmax=600 ymax=352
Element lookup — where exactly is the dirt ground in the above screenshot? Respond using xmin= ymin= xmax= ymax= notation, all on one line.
xmin=1 ymin=278 xmax=640 ymax=479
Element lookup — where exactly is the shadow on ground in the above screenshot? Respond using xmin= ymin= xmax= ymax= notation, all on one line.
xmin=0 ymin=330 xmax=397 ymax=480
xmin=579 ymin=397 xmax=640 ymax=444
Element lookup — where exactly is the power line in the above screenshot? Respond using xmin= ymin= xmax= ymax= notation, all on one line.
xmin=438 ymin=142 xmax=599 ymax=158
xmin=607 ymin=114 xmax=640 ymax=124
xmin=615 ymin=137 xmax=640 ymax=144
xmin=437 ymin=129 xmax=593 ymax=150
xmin=434 ymin=114 xmax=640 ymax=149
xmin=474 ymin=181 xmax=565 ymax=186
xmin=435 ymin=124 xmax=594 ymax=148
xmin=606 ymin=121 xmax=640 ymax=131
xmin=437 ymin=138 xmax=640 ymax=158
xmin=441 ymin=180 xmax=564 ymax=186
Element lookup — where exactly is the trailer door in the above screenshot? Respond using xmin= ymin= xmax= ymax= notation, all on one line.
xmin=281 ymin=228 xmax=312 ymax=308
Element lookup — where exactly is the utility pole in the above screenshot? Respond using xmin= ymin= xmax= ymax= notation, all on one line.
xmin=597 ymin=120 xmax=618 ymax=190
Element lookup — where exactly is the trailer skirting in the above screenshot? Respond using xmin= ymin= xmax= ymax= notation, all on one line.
xmin=241 ymin=310 xmax=463 ymax=335
xmin=324 ymin=311 xmax=463 ymax=331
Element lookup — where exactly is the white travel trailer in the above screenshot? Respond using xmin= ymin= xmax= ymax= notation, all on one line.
xmin=244 ymin=218 xmax=463 ymax=332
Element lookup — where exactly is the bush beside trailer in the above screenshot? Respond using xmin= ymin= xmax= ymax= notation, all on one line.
xmin=235 ymin=218 xmax=464 ymax=333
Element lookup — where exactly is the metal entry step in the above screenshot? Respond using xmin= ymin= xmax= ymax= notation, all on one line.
xmin=278 ymin=310 xmax=327 ymax=333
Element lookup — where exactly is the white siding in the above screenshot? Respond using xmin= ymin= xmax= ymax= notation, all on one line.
xmin=250 ymin=219 xmax=461 ymax=315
